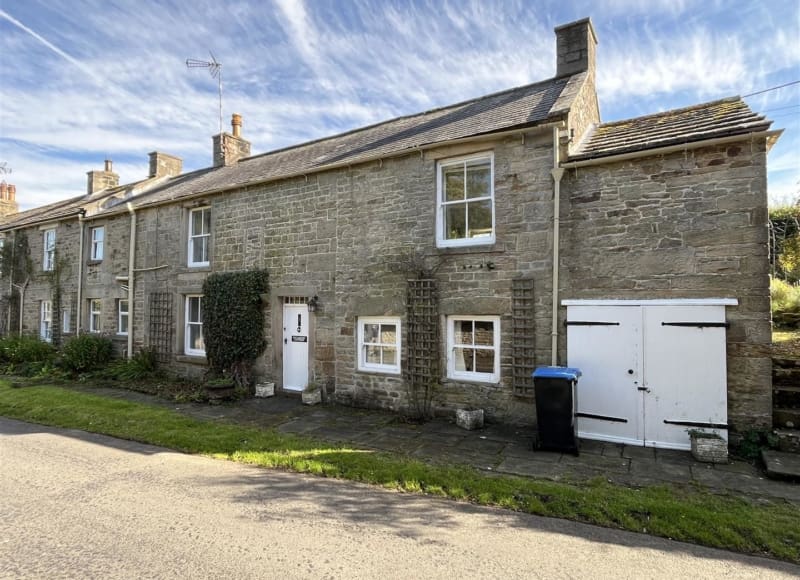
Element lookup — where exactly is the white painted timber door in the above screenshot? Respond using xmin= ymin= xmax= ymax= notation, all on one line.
xmin=642 ymin=305 xmax=728 ymax=448
xmin=566 ymin=302 xmax=729 ymax=450
xmin=283 ymin=303 xmax=309 ymax=391
xmin=566 ymin=305 xmax=643 ymax=445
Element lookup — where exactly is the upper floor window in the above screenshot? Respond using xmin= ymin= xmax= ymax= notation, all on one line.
xmin=446 ymin=315 xmax=500 ymax=383
xmin=357 ymin=317 xmax=401 ymax=374
xmin=118 ymin=299 xmax=129 ymax=336
xmin=40 ymin=300 xmax=52 ymax=342
xmin=185 ymin=295 xmax=205 ymax=356
xmin=436 ymin=153 xmax=494 ymax=248
xmin=188 ymin=207 xmax=211 ymax=267
xmin=90 ymin=226 xmax=104 ymax=261
xmin=43 ymin=229 xmax=56 ymax=271
xmin=88 ymin=299 xmax=102 ymax=333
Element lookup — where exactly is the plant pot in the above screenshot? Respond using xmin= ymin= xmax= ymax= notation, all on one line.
xmin=205 ymin=383 xmax=235 ymax=403
xmin=302 ymin=389 xmax=322 ymax=405
xmin=690 ymin=431 xmax=728 ymax=463
xmin=255 ymin=382 xmax=275 ymax=398
xmin=456 ymin=408 xmax=484 ymax=430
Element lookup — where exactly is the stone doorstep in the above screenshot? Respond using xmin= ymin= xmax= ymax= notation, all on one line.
xmin=762 ymin=450 xmax=800 ymax=480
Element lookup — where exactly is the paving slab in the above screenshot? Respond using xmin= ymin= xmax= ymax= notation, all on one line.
xmin=559 ymin=452 xmax=631 ymax=473
xmin=622 ymin=445 xmax=657 ymax=460
xmin=762 ymin=450 xmax=800 ymax=480
xmin=629 ymin=459 xmax=692 ymax=483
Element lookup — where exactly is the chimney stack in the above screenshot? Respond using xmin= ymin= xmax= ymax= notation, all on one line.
xmin=554 ymin=18 xmax=597 ymax=78
xmin=87 ymin=159 xmax=120 ymax=195
xmin=148 ymin=151 xmax=183 ymax=178
xmin=213 ymin=113 xmax=251 ymax=167
xmin=0 ymin=181 xmax=19 ymax=217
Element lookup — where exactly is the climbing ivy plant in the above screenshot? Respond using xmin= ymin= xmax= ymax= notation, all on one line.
xmin=202 ymin=269 xmax=269 ymax=387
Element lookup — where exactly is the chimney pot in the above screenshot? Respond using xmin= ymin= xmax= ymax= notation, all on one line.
xmin=104 ymin=159 xmax=113 ymax=172
xmin=231 ymin=113 xmax=242 ymax=138
xmin=8 ymin=184 xmax=15 ymax=200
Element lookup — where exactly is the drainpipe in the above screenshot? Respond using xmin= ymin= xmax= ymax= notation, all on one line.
xmin=550 ymin=126 xmax=565 ymax=366
xmin=126 ymin=202 xmax=136 ymax=359
xmin=77 ymin=210 xmax=86 ymax=335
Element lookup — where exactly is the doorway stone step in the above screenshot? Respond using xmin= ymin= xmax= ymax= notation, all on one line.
xmin=762 ymin=449 xmax=800 ymax=480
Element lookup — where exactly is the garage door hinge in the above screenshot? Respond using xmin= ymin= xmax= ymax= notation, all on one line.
xmin=661 ymin=321 xmax=729 ymax=328
xmin=565 ymin=321 xmax=620 ymax=326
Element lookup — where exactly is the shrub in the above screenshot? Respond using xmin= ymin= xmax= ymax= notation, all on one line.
xmin=108 ymin=348 xmax=159 ymax=381
xmin=771 ymin=278 xmax=800 ymax=327
xmin=0 ymin=335 xmax=56 ymax=365
xmin=203 ymin=269 xmax=269 ymax=387
xmin=61 ymin=335 xmax=114 ymax=372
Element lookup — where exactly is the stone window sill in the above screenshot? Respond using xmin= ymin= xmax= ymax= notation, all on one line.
xmin=176 ymin=354 xmax=207 ymax=365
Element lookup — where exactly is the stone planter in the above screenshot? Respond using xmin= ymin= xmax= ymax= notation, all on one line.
xmin=456 ymin=408 xmax=484 ymax=430
xmin=690 ymin=431 xmax=728 ymax=463
xmin=205 ymin=383 xmax=235 ymax=404
xmin=255 ymin=382 xmax=275 ymax=398
xmin=302 ymin=389 xmax=322 ymax=405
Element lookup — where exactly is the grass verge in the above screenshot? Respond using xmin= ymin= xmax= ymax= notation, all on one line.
xmin=1 ymin=380 xmax=798 ymax=563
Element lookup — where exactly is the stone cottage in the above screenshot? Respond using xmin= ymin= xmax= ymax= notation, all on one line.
xmin=0 ymin=18 xmax=780 ymax=449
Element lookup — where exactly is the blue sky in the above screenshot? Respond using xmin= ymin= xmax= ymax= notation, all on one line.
xmin=1 ymin=0 xmax=798 ymax=210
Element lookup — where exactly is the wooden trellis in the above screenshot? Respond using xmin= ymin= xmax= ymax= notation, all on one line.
xmin=149 ymin=292 xmax=173 ymax=364
xmin=406 ymin=279 xmax=439 ymax=416
xmin=511 ymin=277 xmax=536 ymax=397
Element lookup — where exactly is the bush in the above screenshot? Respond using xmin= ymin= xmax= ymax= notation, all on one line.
xmin=771 ymin=278 xmax=800 ymax=327
xmin=203 ymin=269 xmax=269 ymax=387
xmin=61 ymin=335 xmax=114 ymax=372
xmin=0 ymin=335 xmax=55 ymax=367
xmin=108 ymin=348 xmax=158 ymax=381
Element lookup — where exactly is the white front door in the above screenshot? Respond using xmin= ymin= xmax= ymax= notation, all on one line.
xmin=566 ymin=302 xmax=729 ymax=450
xmin=283 ymin=303 xmax=309 ymax=391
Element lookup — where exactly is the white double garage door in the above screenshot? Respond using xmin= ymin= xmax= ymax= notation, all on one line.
xmin=564 ymin=300 xmax=735 ymax=450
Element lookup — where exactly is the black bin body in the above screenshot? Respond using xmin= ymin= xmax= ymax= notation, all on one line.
xmin=532 ymin=366 xmax=581 ymax=455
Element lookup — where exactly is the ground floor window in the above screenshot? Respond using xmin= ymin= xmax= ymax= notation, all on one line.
xmin=185 ymin=295 xmax=205 ymax=356
xmin=62 ymin=309 xmax=71 ymax=334
xmin=118 ymin=299 xmax=129 ymax=335
xmin=447 ymin=315 xmax=500 ymax=382
xmin=88 ymin=299 xmax=102 ymax=333
xmin=40 ymin=300 xmax=52 ymax=342
xmin=357 ymin=317 xmax=401 ymax=374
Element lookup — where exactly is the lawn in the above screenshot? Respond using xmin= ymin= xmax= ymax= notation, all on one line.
xmin=1 ymin=380 xmax=798 ymax=563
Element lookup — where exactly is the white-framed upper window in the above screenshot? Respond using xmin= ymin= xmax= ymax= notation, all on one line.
xmin=40 ymin=300 xmax=52 ymax=342
xmin=185 ymin=295 xmax=205 ymax=356
xmin=88 ymin=299 xmax=101 ymax=333
xmin=447 ymin=315 xmax=500 ymax=383
xmin=357 ymin=317 xmax=401 ymax=374
xmin=118 ymin=299 xmax=129 ymax=335
xmin=43 ymin=229 xmax=56 ymax=271
xmin=188 ymin=207 xmax=211 ymax=267
xmin=62 ymin=309 xmax=71 ymax=334
xmin=436 ymin=153 xmax=495 ymax=247
xmin=90 ymin=226 xmax=104 ymax=261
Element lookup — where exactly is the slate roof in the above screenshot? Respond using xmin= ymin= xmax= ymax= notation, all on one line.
xmin=569 ymin=97 xmax=772 ymax=162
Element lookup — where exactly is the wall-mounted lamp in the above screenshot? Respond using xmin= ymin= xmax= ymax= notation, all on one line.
xmin=308 ymin=295 xmax=319 ymax=312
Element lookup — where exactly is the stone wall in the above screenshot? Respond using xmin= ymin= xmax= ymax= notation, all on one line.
xmin=560 ymin=139 xmax=772 ymax=432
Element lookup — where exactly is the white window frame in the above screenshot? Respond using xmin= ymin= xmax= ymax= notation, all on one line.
xmin=184 ymin=295 xmax=205 ymax=356
xmin=62 ymin=309 xmax=71 ymax=334
xmin=357 ymin=317 xmax=402 ymax=374
xmin=90 ymin=226 xmax=104 ymax=261
xmin=88 ymin=299 xmax=102 ymax=333
xmin=43 ymin=229 xmax=56 ymax=271
xmin=40 ymin=300 xmax=52 ymax=342
xmin=447 ymin=315 xmax=501 ymax=383
xmin=436 ymin=152 xmax=495 ymax=248
xmin=188 ymin=207 xmax=211 ymax=267
xmin=117 ymin=299 xmax=129 ymax=336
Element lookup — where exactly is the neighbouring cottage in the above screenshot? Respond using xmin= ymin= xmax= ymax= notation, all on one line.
xmin=0 ymin=18 xmax=781 ymax=450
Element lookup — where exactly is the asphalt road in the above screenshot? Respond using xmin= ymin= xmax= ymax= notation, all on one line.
xmin=1 ymin=417 xmax=797 ymax=579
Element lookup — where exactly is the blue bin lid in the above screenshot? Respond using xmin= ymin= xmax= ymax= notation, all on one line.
xmin=532 ymin=366 xmax=582 ymax=380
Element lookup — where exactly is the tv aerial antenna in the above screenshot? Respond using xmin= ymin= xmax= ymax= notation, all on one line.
xmin=0 ymin=162 xmax=11 ymax=176
xmin=186 ymin=52 xmax=223 ymax=134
